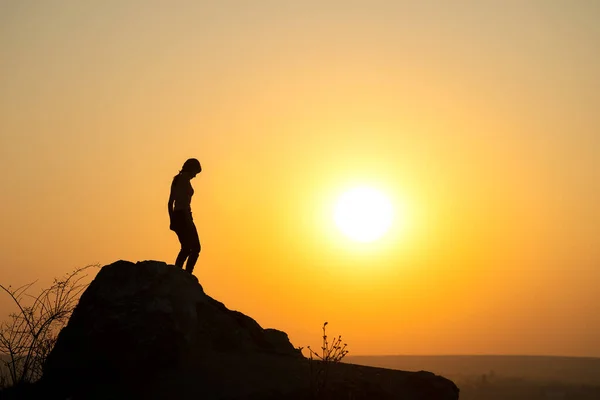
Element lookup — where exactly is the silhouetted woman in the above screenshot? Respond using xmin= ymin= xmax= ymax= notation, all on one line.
xmin=168 ymin=158 xmax=202 ymax=273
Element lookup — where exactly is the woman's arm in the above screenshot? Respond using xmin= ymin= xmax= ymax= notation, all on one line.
xmin=168 ymin=176 xmax=178 ymax=216
xmin=168 ymin=193 xmax=175 ymax=216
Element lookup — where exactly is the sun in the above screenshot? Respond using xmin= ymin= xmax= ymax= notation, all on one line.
xmin=333 ymin=187 xmax=394 ymax=243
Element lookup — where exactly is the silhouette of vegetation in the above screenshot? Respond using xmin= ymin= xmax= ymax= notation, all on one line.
xmin=0 ymin=370 xmax=6 ymax=390
xmin=0 ymin=264 xmax=98 ymax=388
xmin=307 ymin=322 xmax=349 ymax=399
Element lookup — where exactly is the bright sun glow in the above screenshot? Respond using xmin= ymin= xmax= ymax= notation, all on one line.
xmin=334 ymin=187 xmax=394 ymax=243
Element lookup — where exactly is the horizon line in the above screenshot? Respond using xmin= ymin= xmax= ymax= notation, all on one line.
xmin=346 ymin=354 xmax=600 ymax=359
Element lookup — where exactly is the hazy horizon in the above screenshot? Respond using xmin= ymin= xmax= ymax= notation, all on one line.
xmin=346 ymin=354 xmax=600 ymax=361
xmin=1 ymin=1 xmax=599 ymax=358
xmin=346 ymin=354 xmax=600 ymax=384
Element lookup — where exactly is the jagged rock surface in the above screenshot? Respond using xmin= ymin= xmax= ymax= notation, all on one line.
xmin=39 ymin=260 xmax=459 ymax=400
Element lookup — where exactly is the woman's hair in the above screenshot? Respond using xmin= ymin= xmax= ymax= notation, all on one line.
xmin=181 ymin=158 xmax=202 ymax=174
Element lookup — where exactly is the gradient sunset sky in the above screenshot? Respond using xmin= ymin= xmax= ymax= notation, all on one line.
xmin=1 ymin=1 xmax=599 ymax=357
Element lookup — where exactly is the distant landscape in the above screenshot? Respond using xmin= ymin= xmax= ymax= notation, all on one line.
xmin=4 ymin=353 xmax=600 ymax=398
xmin=346 ymin=355 xmax=600 ymax=399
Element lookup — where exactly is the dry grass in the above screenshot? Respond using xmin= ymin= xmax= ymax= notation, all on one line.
xmin=0 ymin=264 xmax=98 ymax=388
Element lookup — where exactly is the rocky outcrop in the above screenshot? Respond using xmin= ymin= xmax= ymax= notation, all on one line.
xmin=38 ymin=260 xmax=459 ymax=399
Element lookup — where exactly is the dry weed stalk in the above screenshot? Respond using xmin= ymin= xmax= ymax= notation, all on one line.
xmin=307 ymin=322 xmax=349 ymax=399
xmin=0 ymin=264 xmax=98 ymax=387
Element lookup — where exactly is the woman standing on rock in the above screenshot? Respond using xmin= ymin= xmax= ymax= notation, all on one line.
xmin=168 ymin=158 xmax=202 ymax=273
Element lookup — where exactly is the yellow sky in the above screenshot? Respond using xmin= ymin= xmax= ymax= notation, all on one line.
xmin=1 ymin=1 xmax=599 ymax=357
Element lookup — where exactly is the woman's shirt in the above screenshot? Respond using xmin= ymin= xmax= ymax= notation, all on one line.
xmin=171 ymin=174 xmax=194 ymax=211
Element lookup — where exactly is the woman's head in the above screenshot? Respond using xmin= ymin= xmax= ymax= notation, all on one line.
xmin=181 ymin=158 xmax=202 ymax=176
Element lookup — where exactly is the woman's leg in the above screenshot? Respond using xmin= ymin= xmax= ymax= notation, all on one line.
xmin=174 ymin=228 xmax=190 ymax=268
xmin=173 ymin=211 xmax=191 ymax=268
xmin=185 ymin=221 xmax=201 ymax=273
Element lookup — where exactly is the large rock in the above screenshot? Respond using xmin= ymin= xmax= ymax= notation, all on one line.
xmin=39 ymin=260 xmax=459 ymax=399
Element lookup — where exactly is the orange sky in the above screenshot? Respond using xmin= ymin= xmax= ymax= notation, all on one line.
xmin=1 ymin=1 xmax=599 ymax=357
